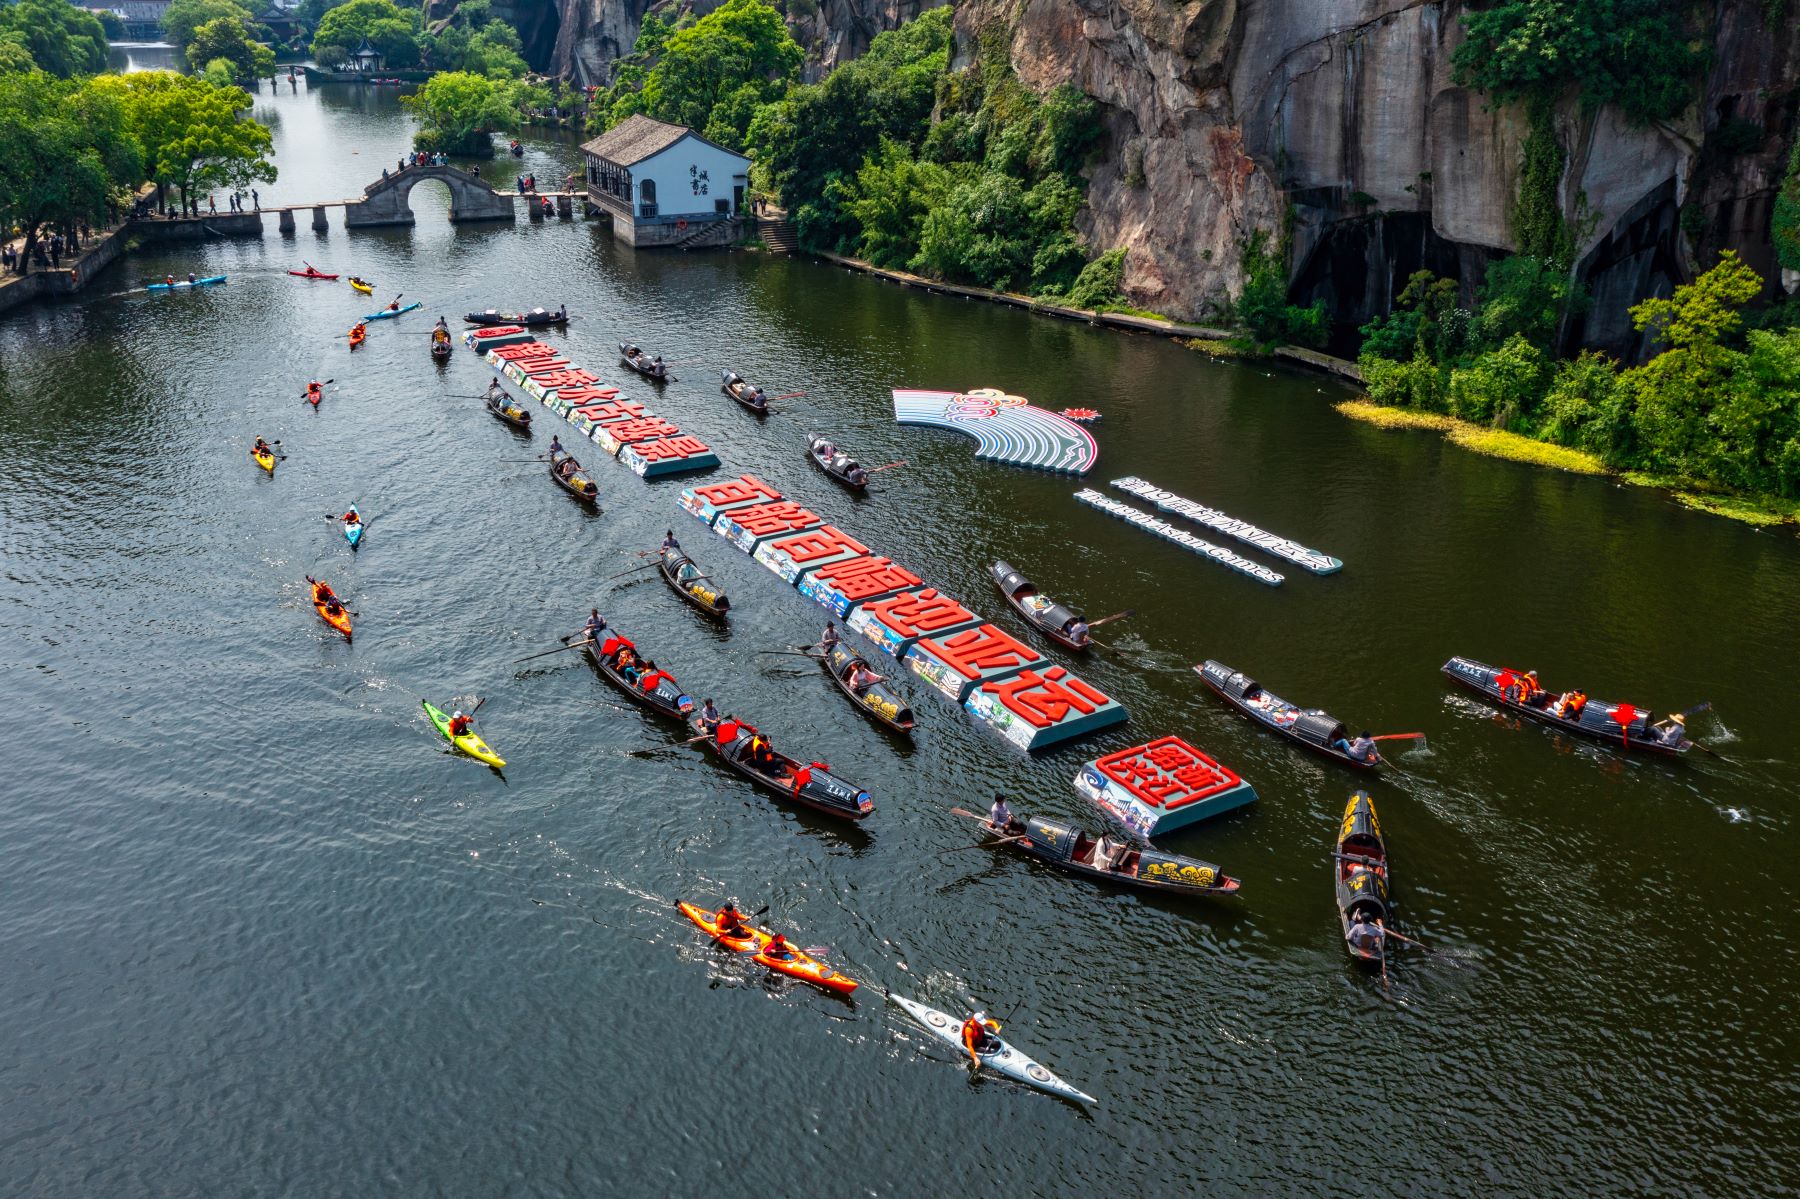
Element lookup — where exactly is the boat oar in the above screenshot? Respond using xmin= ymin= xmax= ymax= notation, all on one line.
xmin=1381 ymin=926 xmax=1428 ymax=950
xmin=864 ymin=460 xmax=908 ymax=475
xmin=1372 ymin=733 xmax=1425 ymax=742
xmin=754 ymin=649 xmax=822 ymax=660
xmin=469 ymin=697 xmax=488 ymax=717
xmin=1085 ymin=609 xmax=1135 ymax=630
xmin=601 ymin=563 xmax=658 ymax=583
xmin=1688 ymin=740 xmax=1735 ymax=764
xmin=512 ymin=639 xmax=591 ymax=664
xmin=769 ymin=391 xmax=805 ymax=401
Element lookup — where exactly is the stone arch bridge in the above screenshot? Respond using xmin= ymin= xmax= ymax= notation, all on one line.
xmin=341 ymin=162 xmax=567 ymax=227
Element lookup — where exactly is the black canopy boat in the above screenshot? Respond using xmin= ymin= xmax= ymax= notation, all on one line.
xmin=1334 ymin=791 xmax=1390 ymax=968
xmin=658 ymin=545 xmax=730 ymax=618
xmin=620 ymin=343 xmax=672 ymax=383
xmin=430 ymin=330 xmax=453 ymax=361
xmin=720 ymin=370 xmax=769 ymax=414
xmin=1195 ymin=660 xmax=1380 ymax=770
xmin=464 ymin=307 xmax=569 ymax=327
xmin=484 ymin=387 xmax=533 ymax=431
xmin=686 ymin=714 xmax=875 ymax=821
xmin=1440 ymin=655 xmax=1691 ymax=756
xmin=548 ymin=450 xmax=600 ymax=507
xmin=584 ymin=630 xmax=696 ymax=723
xmin=991 ymin=560 xmax=1090 ymax=651
xmin=819 ymin=644 xmax=914 ymax=735
xmin=806 ymin=434 xmax=869 ymax=491
xmin=953 ymin=807 xmax=1239 ymax=897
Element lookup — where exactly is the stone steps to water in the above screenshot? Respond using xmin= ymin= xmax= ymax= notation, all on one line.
xmin=757 ymin=217 xmax=797 ymax=254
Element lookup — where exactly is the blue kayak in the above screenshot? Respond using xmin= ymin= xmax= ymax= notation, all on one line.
xmin=343 ymin=504 xmax=364 ymax=549
xmin=364 ymin=301 xmax=422 ymax=321
xmin=148 ymin=275 xmax=227 ymax=291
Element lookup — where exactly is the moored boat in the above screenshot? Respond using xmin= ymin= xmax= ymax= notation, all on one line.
xmin=620 ymin=343 xmax=672 ymax=382
xmin=685 ymin=713 xmax=874 ymax=820
xmin=484 ymin=388 xmax=532 ymax=430
xmin=1334 ymin=791 xmax=1389 ymax=968
xmin=464 ymin=307 xmax=567 ymax=327
xmin=676 ymin=901 xmax=859 ymax=995
xmin=721 ymin=370 xmax=769 ymax=414
xmin=991 ymin=559 xmax=1089 ymax=651
xmin=888 ymin=993 xmax=1096 ymax=1105
xmin=548 ymin=451 xmax=600 ymax=507
xmin=584 ymin=630 xmax=696 ymax=723
xmin=1195 ymin=660 xmax=1380 ymax=769
xmin=819 ymin=645 xmax=913 ymax=734
xmin=1440 ymin=655 xmax=1690 ymax=756
xmin=806 ymin=433 xmax=868 ymax=490
xmin=658 ymin=546 xmax=729 ymax=617
xmin=953 ymin=807 xmax=1238 ymax=896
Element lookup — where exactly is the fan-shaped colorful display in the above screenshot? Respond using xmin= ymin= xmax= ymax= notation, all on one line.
xmin=892 ymin=388 xmax=1099 ymax=475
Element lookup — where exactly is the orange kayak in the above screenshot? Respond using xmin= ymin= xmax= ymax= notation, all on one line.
xmin=677 ymin=901 xmax=857 ymax=995
xmin=311 ymin=581 xmax=352 ymax=639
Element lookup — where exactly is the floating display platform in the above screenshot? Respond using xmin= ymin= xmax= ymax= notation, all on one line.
xmin=1074 ymin=488 xmax=1284 ymax=587
xmin=893 ymin=387 xmax=1099 ymax=475
xmin=463 ymin=325 xmax=535 ymax=349
xmin=1111 ymin=476 xmax=1341 ymax=574
xmin=1074 ymin=736 xmax=1255 ymax=839
xmin=963 ymin=665 xmax=1128 ymax=750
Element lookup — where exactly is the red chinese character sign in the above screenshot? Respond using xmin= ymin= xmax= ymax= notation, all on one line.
xmin=679 ymin=474 xmax=785 ymax=523
xmin=800 ymin=555 xmax=925 ymax=618
xmin=618 ymin=434 xmax=719 ymax=477
xmin=963 ymin=665 xmax=1127 ymax=750
xmin=716 ymin=499 xmax=823 ymax=551
xmin=846 ymin=587 xmax=983 ymax=655
xmin=903 ymin=622 xmax=1047 ymax=702
xmin=1072 ymin=736 xmax=1255 ymax=838
xmin=754 ymin=524 xmax=871 ymax=583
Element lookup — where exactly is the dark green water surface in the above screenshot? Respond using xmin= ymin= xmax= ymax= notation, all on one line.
xmin=2 ymin=75 xmax=1796 ymax=1196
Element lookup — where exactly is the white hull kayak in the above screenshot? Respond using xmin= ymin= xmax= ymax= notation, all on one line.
xmin=888 ymin=993 xmax=1096 ymax=1105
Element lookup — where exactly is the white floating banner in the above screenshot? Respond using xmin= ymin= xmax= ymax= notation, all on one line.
xmin=1111 ymin=476 xmax=1341 ymax=574
xmin=1074 ymin=490 xmax=1284 ymax=586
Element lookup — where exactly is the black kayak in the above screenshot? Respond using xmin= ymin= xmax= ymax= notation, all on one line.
xmin=1195 ymin=660 xmax=1379 ymax=770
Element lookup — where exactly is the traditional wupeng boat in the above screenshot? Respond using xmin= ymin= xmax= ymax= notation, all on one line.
xmin=1440 ymin=655 xmax=1690 ymax=756
xmin=620 ymin=344 xmax=671 ymax=383
xmin=720 ymin=370 xmax=768 ymax=414
xmin=1194 ymin=660 xmax=1379 ymax=770
xmin=1334 ymin=791 xmax=1390 ymax=968
xmin=806 ymin=434 xmax=869 ymax=490
xmin=685 ymin=714 xmax=874 ymax=820
xmin=585 ymin=632 xmax=695 ymax=722
xmin=821 ymin=644 xmax=914 ymax=735
xmin=464 ymin=307 xmax=568 ymax=327
xmin=658 ymin=545 xmax=729 ymax=617
xmin=430 ymin=333 xmax=452 ymax=361
xmin=549 ymin=451 xmax=600 ymax=507
xmin=954 ymin=807 xmax=1238 ymax=896
xmin=485 ymin=389 xmax=532 ymax=430
xmin=990 ymin=560 xmax=1089 ymax=651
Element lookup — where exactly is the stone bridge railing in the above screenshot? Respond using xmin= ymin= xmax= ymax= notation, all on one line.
xmin=344 ymin=162 xmax=517 ymax=227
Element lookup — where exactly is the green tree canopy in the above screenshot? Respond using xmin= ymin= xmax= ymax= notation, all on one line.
xmin=0 ymin=70 xmax=143 ymax=268
xmin=90 ymin=70 xmax=276 ymax=211
xmin=311 ymin=0 xmax=423 ymax=67
xmin=0 ymin=0 xmax=109 ymax=78
xmin=163 ymin=0 xmax=252 ymax=54
xmin=187 ymin=16 xmax=276 ymax=84
xmin=618 ymin=0 xmax=802 ymax=150
xmin=400 ymin=69 xmax=528 ymax=153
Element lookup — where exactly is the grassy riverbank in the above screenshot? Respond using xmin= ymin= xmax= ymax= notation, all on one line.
xmin=1336 ymin=400 xmax=1800 ymax=527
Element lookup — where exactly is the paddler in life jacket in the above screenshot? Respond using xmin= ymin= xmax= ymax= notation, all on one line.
xmin=714 ymin=902 xmax=749 ymax=938
xmin=448 ymin=709 xmax=473 ymax=738
xmin=164 ymin=274 xmax=174 ymax=286
xmin=385 ymin=297 xmax=401 ymax=312
xmin=961 ymin=1012 xmax=1001 ymax=1065
xmin=253 ymin=436 xmax=273 ymax=458
xmin=341 ymin=508 xmax=360 ymax=528
xmin=304 ymin=381 xmax=323 ymax=404
xmin=762 ymin=933 xmax=795 ymax=962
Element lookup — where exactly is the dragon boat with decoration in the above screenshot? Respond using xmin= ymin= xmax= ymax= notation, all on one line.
xmin=991 ymin=559 xmax=1090 ymax=651
xmin=1334 ymin=790 xmax=1389 ymax=968
xmin=954 ymin=807 xmax=1238 ymax=897
xmin=1195 ymin=660 xmax=1380 ymax=769
xmin=820 ymin=644 xmax=914 ymax=735
xmin=1441 ymin=656 xmax=1691 ymax=756
xmin=685 ymin=713 xmax=874 ymax=821
xmin=658 ymin=545 xmax=730 ymax=618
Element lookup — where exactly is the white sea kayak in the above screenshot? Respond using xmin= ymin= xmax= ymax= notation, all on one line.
xmin=888 ymin=993 xmax=1096 ymax=1105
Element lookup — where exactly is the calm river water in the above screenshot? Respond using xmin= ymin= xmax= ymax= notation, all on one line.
xmin=3 ymin=67 xmax=1797 ymax=1197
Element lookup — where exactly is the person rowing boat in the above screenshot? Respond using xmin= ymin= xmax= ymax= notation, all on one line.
xmin=697 ymin=698 xmax=721 ymax=735
xmin=661 ymin=529 xmax=680 ymax=551
xmin=987 ymin=793 xmax=1016 ymax=833
xmin=304 ymin=380 xmax=323 ymax=406
xmin=1332 ymin=730 xmax=1380 ymax=765
xmin=1346 ymin=910 xmax=1386 ymax=957
xmin=762 ymin=933 xmax=796 ymax=961
xmin=447 ymin=709 xmax=475 ymax=738
xmin=817 ymin=621 xmax=839 ymax=654
xmin=579 ymin=608 xmax=607 ymax=644
xmin=714 ymin=902 xmax=750 ymax=938
xmin=1651 ymin=711 xmax=1687 ymax=746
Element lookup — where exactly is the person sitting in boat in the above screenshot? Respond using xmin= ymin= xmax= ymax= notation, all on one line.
xmin=580 ymin=608 xmax=607 ymax=643
xmin=844 ymin=660 xmax=881 ymax=694
xmin=187 ymin=273 xmax=196 ymax=283
xmin=549 ymin=435 xmax=565 ymax=456
xmin=1090 ymin=833 xmax=1127 ymax=872
xmin=1651 ymin=712 xmax=1686 ymax=746
xmin=164 ymin=274 xmax=174 ymax=286
xmin=1553 ymin=690 xmax=1588 ymax=719
xmin=763 ymin=933 xmax=795 ymax=962
xmin=448 ymin=710 xmax=473 ymax=738
xmin=845 ymin=463 xmax=868 ymax=487
xmin=746 ymin=733 xmax=778 ymax=773
xmin=987 ymin=794 xmax=1015 ymax=832
xmin=1346 ymin=912 xmax=1385 ymax=955
xmin=559 ymin=304 xmax=568 ymax=321
xmin=1333 ymin=730 xmax=1380 ymax=765
xmin=651 ymin=354 xmax=664 ymax=376
xmin=960 ymin=1012 xmax=1001 ymax=1064
xmin=616 ymin=648 xmax=639 ymax=682
xmin=698 ymin=698 xmax=721 ymax=735
xmin=351 ymin=321 xmax=367 ymax=338
xmin=815 ymin=439 xmax=835 ymax=460
xmin=385 ymin=299 xmax=400 ymax=312
xmin=714 ymin=902 xmax=748 ymax=938
xmin=637 ymin=661 xmax=671 ymax=692
xmin=433 ymin=314 xmax=448 ymax=331
xmin=1062 ymin=616 xmax=1090 ymax=644
xmin=486 ymin=376 xmax=505 ymax=400
xmin=254 ymin=437 xmax=273 ymax=456
xmin=662 ymin=529 xmax=680 ymax=551
xmin=818 ymin=621 xmax=840 ymax=654
xmin=341 ymin=508 xmax=360 ymax=527
xmin=749 ymin=386 xmax=767 ymax=408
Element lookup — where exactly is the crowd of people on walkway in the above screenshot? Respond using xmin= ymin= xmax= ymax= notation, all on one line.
xmin=3 ymin=225 xmax=94 ymax=275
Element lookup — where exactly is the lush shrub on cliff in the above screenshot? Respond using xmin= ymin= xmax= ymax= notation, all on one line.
xmin=1360 ymin=251 xmax=1800 ymax=499
xmin=593 ymin=0 xmax=802 ymax=150
xmin=1232 ymin=230 xmax=1327 ymax=349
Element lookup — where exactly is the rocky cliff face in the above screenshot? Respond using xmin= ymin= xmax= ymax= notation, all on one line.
xmin=958 ymin=0 xmax=1800 ymax=354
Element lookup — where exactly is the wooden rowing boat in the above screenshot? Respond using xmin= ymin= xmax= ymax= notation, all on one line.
xmin=991 ymin=559 xmax=1089 ymax=651
xmin=549 ymin=451 xmax=600 ymax=507
xmin=806 ymin=434 xmax=868 ymax=491
xmin=484 ymin=390 xmax=532 ymax=430
xmin=658 ymin=546 xmax=729 ymax=617
xmin=952 ymin=807 xmax=1238 ymax=896
xmin=1440 ymin=655 xmax=1689 ymax=756
xmin=819 ymin=644 xmax=913 ymax=734
xmin=720 ymin=370 xmax=769 ymax=414
xmin=1194 ymin=660 xmax=1379 ymax=770
xmin=685 ymin=713 xmax=874 ymax=820
xmin=620 ymin=343 xmax=672 ymax=383
xmin=584 ymin=632 xmax=694 ymax=723
xmin=1334 ymin=791 xmax=1390 ymax=968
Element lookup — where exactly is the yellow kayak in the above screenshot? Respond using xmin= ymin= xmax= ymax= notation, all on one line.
xmin=253 ymin=446 xmax=276 ymax=472
xmin=423 ymin=700 xmax=505 ymax=768
xmin=349 ymin=277 xmax=373 ymax=294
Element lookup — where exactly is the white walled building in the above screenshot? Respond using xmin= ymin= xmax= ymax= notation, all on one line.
xmin=582 ymin=115 xmax=750 ymax=248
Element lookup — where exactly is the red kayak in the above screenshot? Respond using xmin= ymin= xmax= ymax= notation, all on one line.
xmin=288 ymin=268 xmax=339 ymax=280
